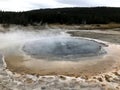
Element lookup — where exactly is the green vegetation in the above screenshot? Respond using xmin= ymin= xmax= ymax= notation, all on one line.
xmin=0 ymin=7 xmax=120 ymax=26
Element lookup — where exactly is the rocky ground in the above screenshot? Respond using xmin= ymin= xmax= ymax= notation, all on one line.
xmin=0 ymin=66 xmax=120 ymax=90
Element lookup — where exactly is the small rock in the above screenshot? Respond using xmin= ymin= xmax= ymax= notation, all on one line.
xmin=113 ymin=71 xmax=120 ymax=76
xmin=25 ymin=78 xmax=33 ymax=84
xmin=104 ymin=75 xmax=112 ymax=82
xmin=59 ymin=76 xmax=66 ymax=80
xmin=97 ymin=77 xmax=103 ymax=82
xmin=81 ymin=75 xmax=88 ymax=80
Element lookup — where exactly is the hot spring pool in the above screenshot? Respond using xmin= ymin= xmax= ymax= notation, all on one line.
xmin=22 ymin=37 xmax=106 ymax=60
xmin=3 ymin=31 xmax=120 ymax=77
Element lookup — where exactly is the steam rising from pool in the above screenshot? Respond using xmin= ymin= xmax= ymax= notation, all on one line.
xmin=0 ymin=30 xmax=106 ymax=61
xmin=0 ymin=30 xmax=70 ymax=53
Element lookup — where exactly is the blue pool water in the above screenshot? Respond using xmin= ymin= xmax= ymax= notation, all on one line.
xmin=22 ymin=37 xmax=106 ymax=60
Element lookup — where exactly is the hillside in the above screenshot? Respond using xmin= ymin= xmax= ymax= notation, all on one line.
xmin=0 ymin=7 xmax=120 ymax=26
